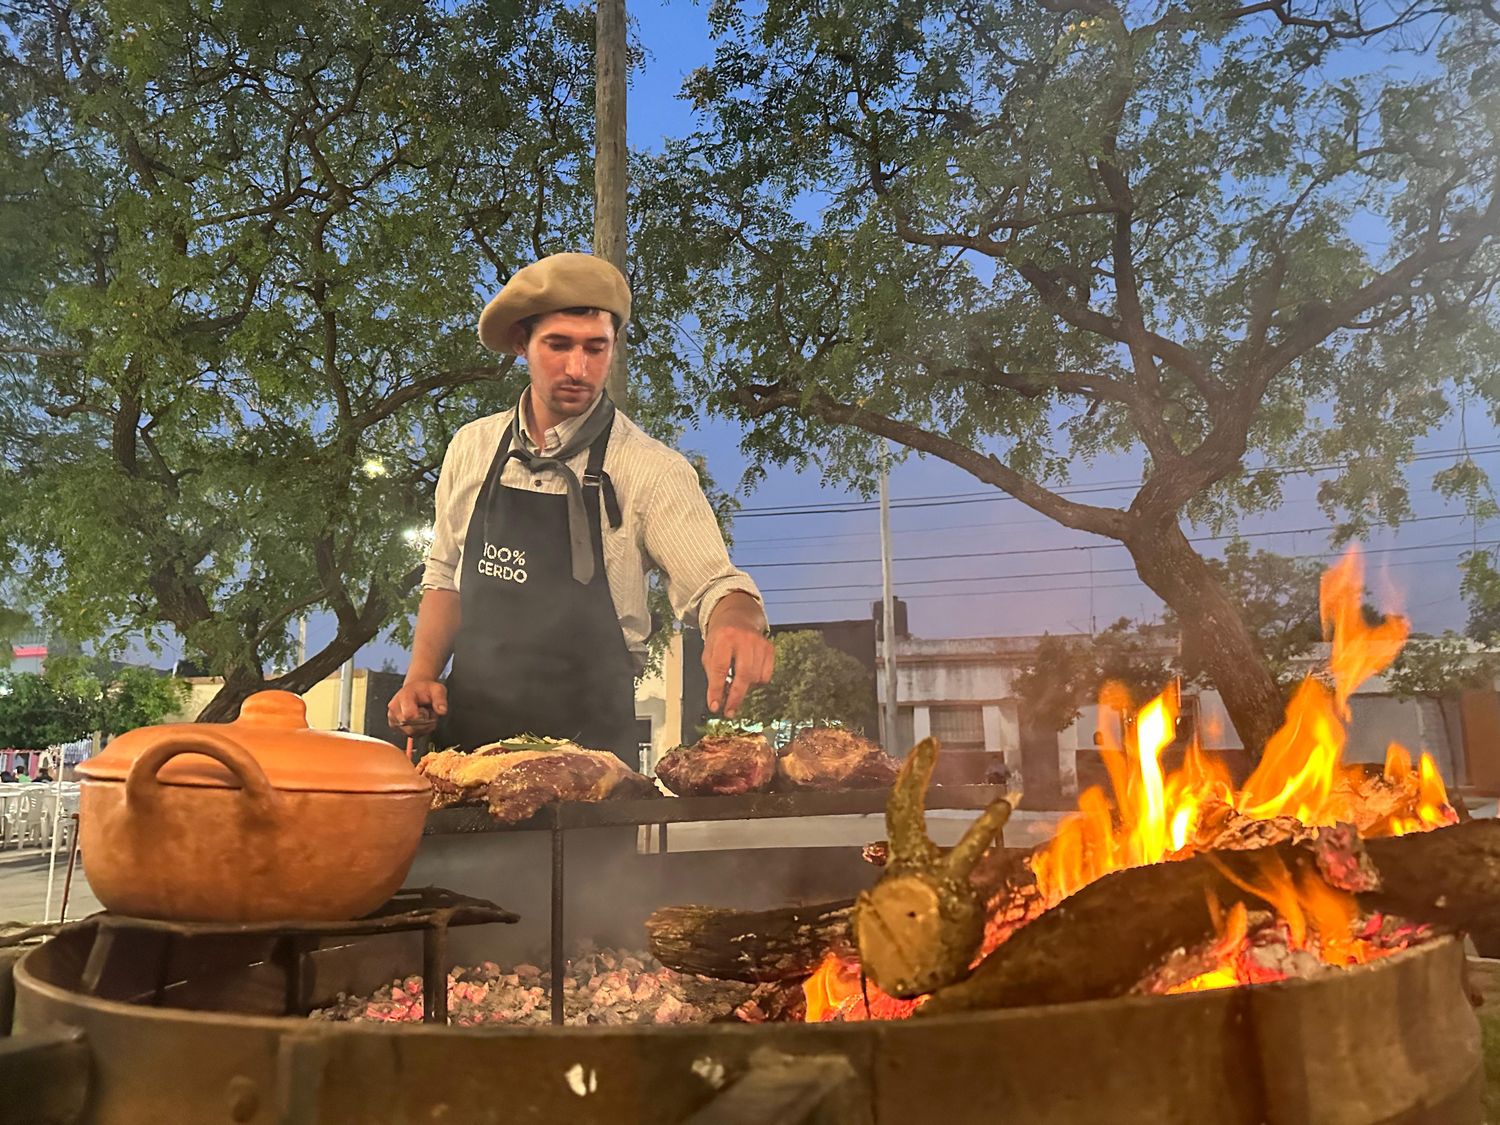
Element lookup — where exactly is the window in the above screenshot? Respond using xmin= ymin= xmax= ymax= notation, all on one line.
xmin=929 ymin=705 xmax=986 ymax=750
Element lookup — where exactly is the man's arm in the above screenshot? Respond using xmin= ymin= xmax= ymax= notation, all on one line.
xmin=640 ymin=455 xmax=775 ymax=717
xmin=702 ymin=590 xmax=774 ymax=717
xmin=388 ymin=588 xmax=462 ymax=735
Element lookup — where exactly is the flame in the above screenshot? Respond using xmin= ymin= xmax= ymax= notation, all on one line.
xmin=809 ymin=546 xmax=1456 ymax=1023
xmin=1168 ymin=853 xmax=1376 ymax=992
xmin=1030 ymin=546 xmax=1454 ymax=911
xmin=802 ymin=952 xmax=920 ymax=1022
xmin=803 ymin=953 xmax=858 ymax=1022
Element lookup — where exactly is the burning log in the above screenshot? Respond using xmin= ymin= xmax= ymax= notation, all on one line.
xmin=645 ymin=899 xmax=857 ymax=983
xmin=1361 ymin=818 xmax=1500 ymax=931
xmin=646 ymin=843 xmax=1031 ymax=983
xmin=852 ymin=737 xmax=1013 ymax=998
xmin=922 ymin=818 xmax=1500 ymax=1018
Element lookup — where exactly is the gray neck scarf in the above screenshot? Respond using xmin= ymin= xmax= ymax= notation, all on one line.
xmin=506 ymin=392 xmax=616 ymax=585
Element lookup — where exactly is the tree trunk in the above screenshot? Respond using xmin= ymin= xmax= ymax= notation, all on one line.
xmin=192 ymin=626 xmax=376 ymax=722
xmin=1124 ymin=521 xmax=1285 ymax=756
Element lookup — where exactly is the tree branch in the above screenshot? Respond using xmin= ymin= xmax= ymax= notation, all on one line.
xmin=347 ymin=359 xmax=518 ymax=432
xmin=1257 ymin=175 xmax=1500 ymax=393
xmin=730 ymin=382 xmax=1132 ymax=540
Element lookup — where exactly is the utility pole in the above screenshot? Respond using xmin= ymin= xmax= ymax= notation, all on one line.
xmin=338 ymin=658 xmax=354 ymax=731
xmin=879 ymin=448 xmax=900 ymax=755
xmin=595 ymin=0 xmax=629 ymax=406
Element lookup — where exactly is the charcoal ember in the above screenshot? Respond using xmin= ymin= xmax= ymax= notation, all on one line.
xmin=979 ymin=881 xmax=1047 ymax=956
xmin=1356 ymin=911 xmax=1434 ymax=951
xmin=656 ymin=734 xmax=776 ymax=796
xmin=862 ymin=840 xmax=890 ymax=867
xmin=733 ymin=979 xmax=807 ymax=1023
xmin=1241 ymin=922 xmax=1328 ymax=982
xmin=1310 ymin=823 xmax=1381 ymax=893
xmin=1132 ymin=910 xmax=1276 ymax=994
xmin=1191 ymin=804 xmax=1320 ymax=852
xmin=418 ymin=742 xmax=656 ymax=823
xmin=777 ymin=728 xmax=899 ymax=791
xmin=312 ymin=947 xmax=753 ymax=1028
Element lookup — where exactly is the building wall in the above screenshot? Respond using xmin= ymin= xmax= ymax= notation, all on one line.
xmin=174 ymin=671 xmax=371 ymax=732
xmin=875 ymin=632 xmax=1477 ymax=804
xmin=635 ymin=632 xmax=686 ymax=774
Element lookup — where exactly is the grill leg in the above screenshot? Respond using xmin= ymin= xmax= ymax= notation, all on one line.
xmin=423 ymin=923 xmax=449 ymax=1025
xmin=59 ymin=815 xmax=80 ymax=923
xmin=80 ymin=926 xmax=116 ymax=996
xmin=551 ymin=824 xmax=565 ymax=1026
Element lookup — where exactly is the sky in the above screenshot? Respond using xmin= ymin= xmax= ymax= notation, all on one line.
xmin=169 ymin=1 xmax=1500 ymax=673
xmin=606 ymin=2 xmax=1498 ymax=641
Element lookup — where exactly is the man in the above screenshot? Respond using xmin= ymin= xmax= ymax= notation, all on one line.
xmin=388 ymin=252 xmax=774 ymax=758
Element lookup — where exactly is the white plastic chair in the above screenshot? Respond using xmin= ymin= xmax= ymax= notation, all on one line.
xmin=17 ymin=792 xmax=45 ymax=848
xmin=0 ymin=790 xmax=20 ymax=848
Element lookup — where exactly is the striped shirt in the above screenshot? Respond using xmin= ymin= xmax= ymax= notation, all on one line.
xmin=422 ymin=392 xmax=763 ymax=671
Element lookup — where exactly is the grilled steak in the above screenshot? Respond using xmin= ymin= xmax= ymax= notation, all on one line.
xmin=655 ymin=734 xmax=776 ymax=797
xmin=776 ymin=728 xmax=899 ymax=791
xmin=419 ymin=739 xmax=656 ymax=823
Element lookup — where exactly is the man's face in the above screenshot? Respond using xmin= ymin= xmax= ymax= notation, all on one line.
xmin=513 ymin=308 xmax=615 ymax=420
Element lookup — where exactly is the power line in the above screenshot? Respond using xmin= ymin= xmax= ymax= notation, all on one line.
xmin=758 ymin=537 xmax=1500 ymax=597
xmin=766 ymin=548 xmax=1485 ymax=609
xmin=732 ymin=444 xmax=1500 ymax=519
xmin=731 ymin=457 xmax=1494 ymax=547
xmin=741 ymin=513 xmax=1480 ymax=571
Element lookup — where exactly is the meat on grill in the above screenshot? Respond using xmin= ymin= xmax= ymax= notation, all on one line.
xmin=419 ymin=740 xmax=656 ymax=823
xmin=776 ymin=728 xmax=899 ymax=791
xmin=654 ymin=734 xmax=776 ymax=796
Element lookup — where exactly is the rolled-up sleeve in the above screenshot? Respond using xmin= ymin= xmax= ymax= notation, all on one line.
xmin=421 ymin=436 xmax=464 ymax=593
xmin=642 ymin=454 xmax=762 ymax=632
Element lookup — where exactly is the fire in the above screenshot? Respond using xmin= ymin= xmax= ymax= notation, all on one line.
xmin=802 ymin=952 xmax=921 ymax=1022
xmin=803 ymin=952 xmax=858 ymax=1022
xmin=1031 ymin=546 xmax=1454 ymax=910
xmin=806 ymin=546 xmax=1457 ymax=1023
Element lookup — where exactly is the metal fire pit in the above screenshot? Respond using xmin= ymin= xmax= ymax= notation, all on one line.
xmin=4 ymin=923 xmax=1481 ymax=1125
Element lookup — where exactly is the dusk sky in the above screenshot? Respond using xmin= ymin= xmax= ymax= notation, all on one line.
xmin=279 ymin=2 xmax=1500 ymax=673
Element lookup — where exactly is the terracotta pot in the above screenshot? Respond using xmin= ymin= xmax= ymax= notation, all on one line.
xmin=76 ymin=690 xmax=432 ymax=923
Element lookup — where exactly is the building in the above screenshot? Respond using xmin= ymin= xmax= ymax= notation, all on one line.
xmin=877 ymin=633 xmax=1490 ymax=808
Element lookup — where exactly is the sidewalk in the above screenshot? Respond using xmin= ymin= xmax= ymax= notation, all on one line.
xmin=0 ymin=848 xmax=99 ymax=923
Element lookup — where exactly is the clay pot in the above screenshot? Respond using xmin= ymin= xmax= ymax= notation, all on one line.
xmin=76 ymin=690 xmax=432 ymax=923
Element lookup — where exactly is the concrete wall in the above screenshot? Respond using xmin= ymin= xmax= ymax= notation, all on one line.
xmin=174 ymin=671 xmax=371 ymax=732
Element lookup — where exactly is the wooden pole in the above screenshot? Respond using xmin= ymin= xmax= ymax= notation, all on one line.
xmin=879 ymin=447 xmax=900 ymax=754
xmin=595 ymin=0 xmax=629 ymax=406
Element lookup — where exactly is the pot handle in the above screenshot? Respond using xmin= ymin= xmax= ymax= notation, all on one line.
xmin=125 ymin=730 xmax=278 ymax=816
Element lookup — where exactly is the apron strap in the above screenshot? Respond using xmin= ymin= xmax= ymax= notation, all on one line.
xmin=582 ymin=422 xmax=622 ymax=530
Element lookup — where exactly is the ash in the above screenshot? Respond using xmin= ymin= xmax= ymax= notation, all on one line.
xmin=310 ymin=946 xmax=754 ymax=1027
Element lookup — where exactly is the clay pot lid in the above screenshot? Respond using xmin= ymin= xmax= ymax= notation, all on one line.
xmin=76 ymin=690 xmax=430 ymax=794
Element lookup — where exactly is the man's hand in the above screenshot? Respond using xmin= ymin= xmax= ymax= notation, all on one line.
xmin=703 ymin=592 xmax=775 ymax=718
xmin=388 ymin=679 xmax=448 ymax=737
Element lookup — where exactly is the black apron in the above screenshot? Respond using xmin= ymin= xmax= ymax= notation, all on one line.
xmin=438 ymin=421 xmax=638 ymax=761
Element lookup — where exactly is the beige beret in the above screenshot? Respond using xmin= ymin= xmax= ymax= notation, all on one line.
xmin=478 ymin=252 xmax=632 ymax=352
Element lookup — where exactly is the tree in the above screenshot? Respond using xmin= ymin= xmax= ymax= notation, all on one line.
xmin=1177 ymin=540 xmax=1325 ymax=686
xmin=739 ymin=630 xmax=875 ymax=732
xmin=1013 ymin=620 xmax=1178 ymax=733
xmin=0 ymin=674 xmax=94 ymax=750
xmin=0 ymin=0 xmax=600 ymax=719
xmin=0 ymin=660 xmax=189 ymax=750
xmin=98 ymin=664 xmax=192 ymax=736
xmin=642 ymin=0 xmax=1500 ymax=755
